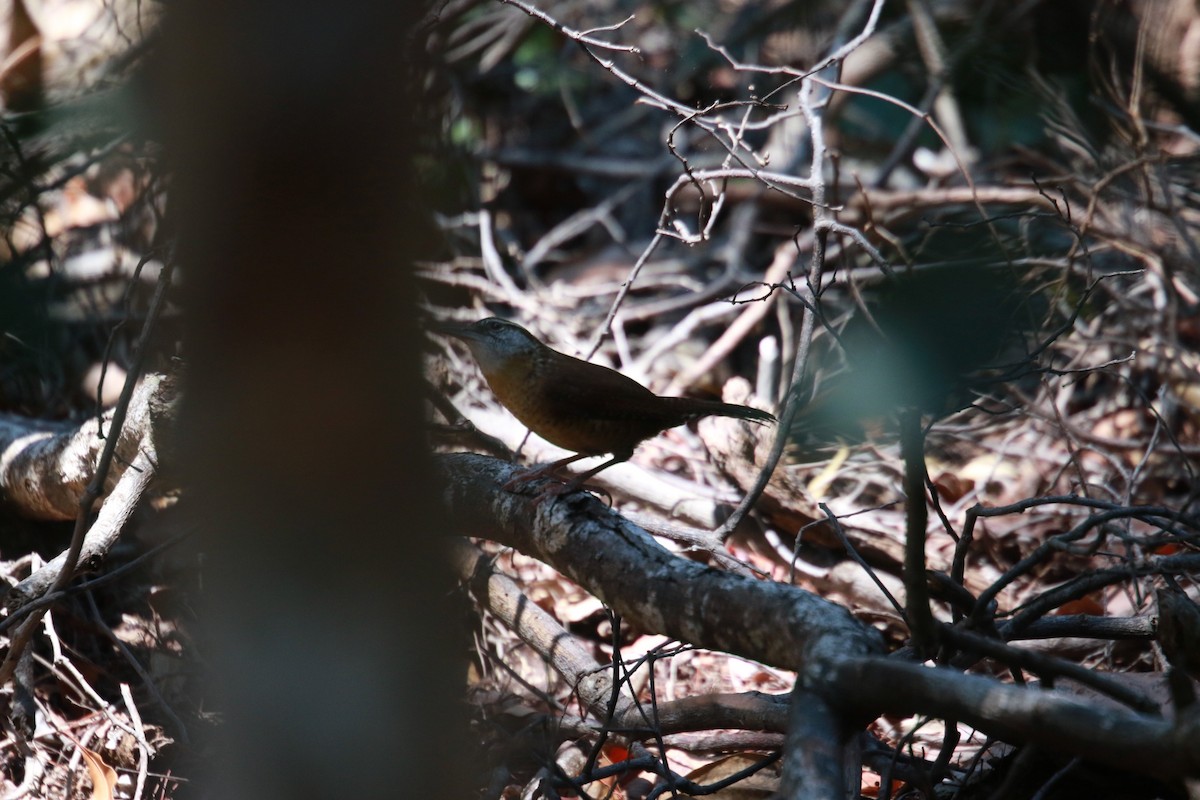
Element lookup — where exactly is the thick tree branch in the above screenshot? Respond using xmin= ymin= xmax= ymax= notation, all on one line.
xmin=2 ymin=373 xmax=178 ymax=613
xmin=439 ymin=453 xmax=885 ymax=673
xmin=835 ymin=658 xmax=1200 ymax=781
xmin=0 ymin=374 xmax=171 ymax=522
xmin=456 ymin=540 xmax=792 ymax=738
xmin=442 ymin=452 xmax=1200 ymax=783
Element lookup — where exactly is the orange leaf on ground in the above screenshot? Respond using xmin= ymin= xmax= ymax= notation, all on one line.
xmin=1055 ymin=596 xmax=1104 ymax=616
xmin=932 ymin=472 xmax=974 ymax=502
xmin=79 ymin=746 xmax=118 ymax=800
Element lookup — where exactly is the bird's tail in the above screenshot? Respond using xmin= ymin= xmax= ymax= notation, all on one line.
xmin=662 ymin=397 xmax=777 ymax=425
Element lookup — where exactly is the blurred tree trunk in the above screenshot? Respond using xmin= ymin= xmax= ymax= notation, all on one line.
xmin=160 ymin=4 xmax=466 ymax=798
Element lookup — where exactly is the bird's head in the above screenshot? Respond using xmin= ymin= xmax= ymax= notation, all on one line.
xmin=439 ymin=317 xmax=545 ymax=374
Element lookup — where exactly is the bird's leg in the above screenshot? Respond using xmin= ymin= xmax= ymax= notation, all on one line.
xmin=504 ymin=452 xmax=629 ymax=503
xmin=525 ymin=456 xmax=621 ymax=507
xmin=501 ymin=452 xmax=590 ymax=491
xmin=548 ymin=455 xmax=623 ymax=495
xmin=525 ymin=454 xmax=634 ymax=509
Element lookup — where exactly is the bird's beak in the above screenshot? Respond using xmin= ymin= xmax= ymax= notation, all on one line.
xmin=430 ymin=321 xmax=473 ymax=341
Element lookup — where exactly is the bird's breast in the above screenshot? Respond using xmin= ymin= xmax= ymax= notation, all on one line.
xmin=477 ymin=358 xmax=574 ymax=445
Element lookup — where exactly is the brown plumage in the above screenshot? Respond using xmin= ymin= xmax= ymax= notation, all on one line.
xmin=442 ymin=317 xmax=775 ymax=490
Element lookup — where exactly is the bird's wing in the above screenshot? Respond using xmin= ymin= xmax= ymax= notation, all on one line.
xmin=535 ymin=352 xmax=662 ymax=422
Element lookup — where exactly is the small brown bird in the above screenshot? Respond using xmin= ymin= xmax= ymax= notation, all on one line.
xmin=441 ymin=317 xmax=776 ymax=492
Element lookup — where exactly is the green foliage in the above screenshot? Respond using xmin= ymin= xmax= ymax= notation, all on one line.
xmin=793 ymin=232 xmax=1048 ymax=445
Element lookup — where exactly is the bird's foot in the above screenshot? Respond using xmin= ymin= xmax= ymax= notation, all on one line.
xmin=527 ymin=480 xmax=612 ymax=508
xmin=501 ymin=472 xmax=612 ymax=507
xmin=500 ymin=454 xmax=589 ymax=492
xmin=501 ymin=455 xmax=618 ymax=505
xmin=500 ymin=465 xmax=560 ymax=493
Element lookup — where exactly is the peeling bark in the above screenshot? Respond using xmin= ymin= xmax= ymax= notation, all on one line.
xmin=0 ymin=373 xmax=176 ymax=522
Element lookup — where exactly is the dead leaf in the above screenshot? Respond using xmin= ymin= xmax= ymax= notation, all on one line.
xmin=1055 ymin=596 xmax=1104 ymax=616
xmin=684 ymin=753 xmax=780 ymax=798
xmin=59 ymin=730 xmax=119 ymax=800
xmin=81 ymin=746 xmax=118 ymax=800
xmin=0 ymin=0 xmax=42 ymax=109
xmin=932 ymin=471 xmax=974 ymax=503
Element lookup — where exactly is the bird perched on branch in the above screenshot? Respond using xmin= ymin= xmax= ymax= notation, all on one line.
xmin=440 ymin=317 xmax=776 ymax=493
